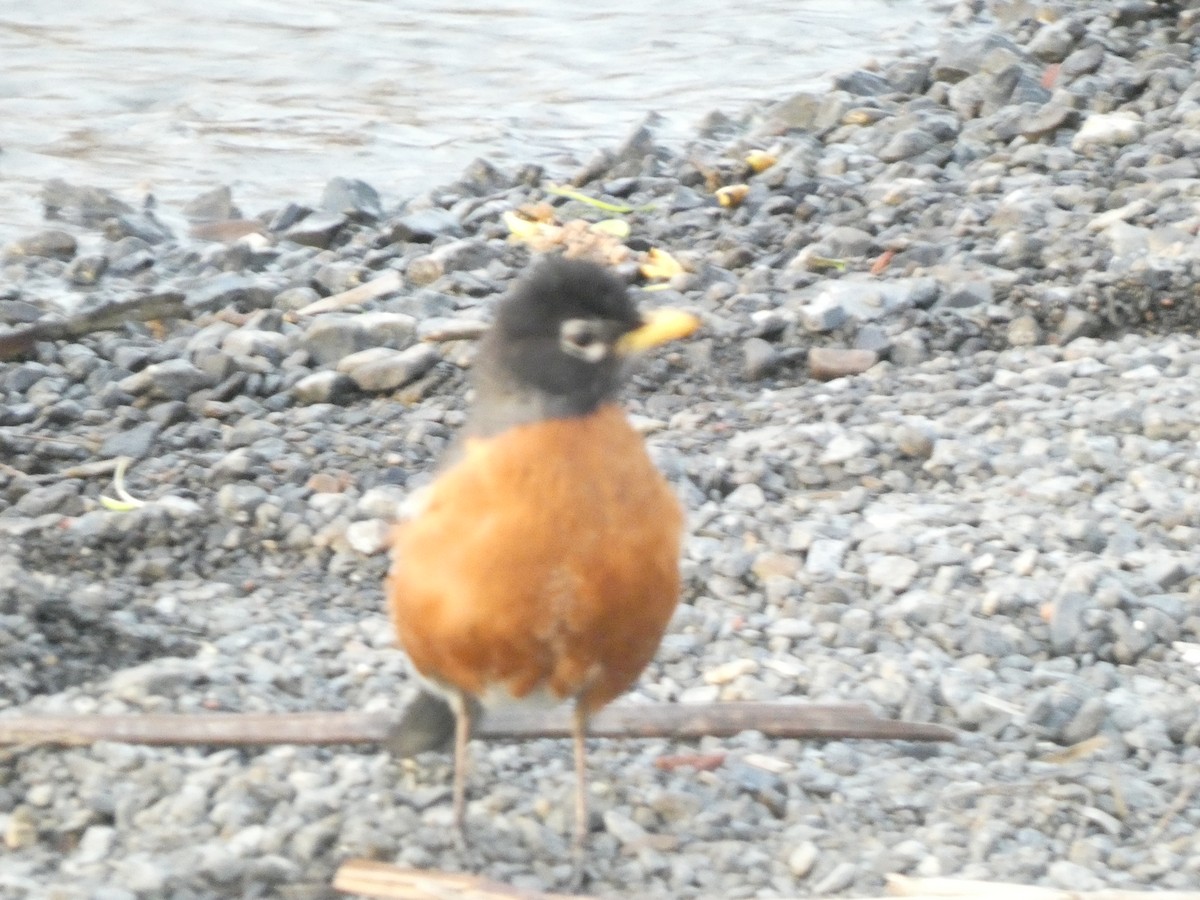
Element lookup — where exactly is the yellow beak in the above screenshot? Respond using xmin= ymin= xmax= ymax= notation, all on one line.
xmin=616 ymin=309 xmax=700 ymax=354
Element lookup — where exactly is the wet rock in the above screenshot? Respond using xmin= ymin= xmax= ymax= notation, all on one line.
xmin=833 ymin=70 xmax=892 ymax=97
xmin=107 ymin=212 xmax=173 ymax=245
xmin=0 ymin=299 xmax=45 ymax=325
xmin=8 ymin=230 xmax=77 ymax=261
xmin=66 ymin=255 xmax=108 ymax=286
xmin=281 ymin=213 xmax=348 ymax=249
xmin=182 ymin=186 xmax=240 ymax=223
xmin=185 ymin=274 xmax=276 ymax=314
xmin=40 ymin=179 xmax=135 ymax=225
xmin=321 ymin=177 xmax=384 ymax=223
xmin=388 ymin=209 xmax=464 ymax=244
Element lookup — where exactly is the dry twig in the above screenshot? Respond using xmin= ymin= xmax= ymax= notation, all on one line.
xmin=292 ymin=271 xmax=402 ymax=316
xmin=334 ymin=860 xmax=583 ymax=899
xmin=0 ymin=702 xmax=954 ymax=749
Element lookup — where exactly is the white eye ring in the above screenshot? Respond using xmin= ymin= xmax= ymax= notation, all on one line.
xmin=560 ymin=319 xmax=609 ymax=363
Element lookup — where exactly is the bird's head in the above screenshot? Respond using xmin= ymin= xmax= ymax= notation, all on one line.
xmin=470 ymin=256 xmax=698 ymax=432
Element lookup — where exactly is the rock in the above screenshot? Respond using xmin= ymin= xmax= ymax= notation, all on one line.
xmin=388 ymin=209 xmax=463 ymax=243
xmin=0 ymin=300 xmax=44 ymax=325
xmin=1027 ymin=22 xmax=1078 ymax=62
xmin=290 ymin=369 xmax=355 ymax=405
xmin=281 ymin=213 xmax=348 ymax=249
xmin=107 ymin=212 xmax=173 ymax=245
xmin=788 ymin=841 xmax=819 ymax=878
xmin=878 ymin=128 xmax=940 ymax=162
xmin=1057 ymin=307 xmax=1100 ymax=343
xmin=13 ymin=482 xmax=84 ymax=517
xmin=1072 ymin=113 xmax=1144 ymax=152
xmin=806 ymin=539 xmax=848 ymax=578
xmin=742 ymin=338 xmax=779 ymax=380
xmin=1060 ymin=43 xmax=1105 ymax=80
xmin=321 ymin=177 xmax=384 ymax=222
xmin=809 ymin=347 xmax=877 ymax=380
xmin=1007 ymin=315 xmax=1041 ymax=347
xmin=356 ymin=312 xmax=417 ymax=350
xmin=337 ymin=345 xmax=438 ymax=392
xmin=40 ymin=179 xmax=135 ymax=225
xmin=66 ymin=254 xmax=108 ymax=285
xmin=9 ymin=230 xmax=77 ymax=261
xmin=344 ymin=519 xmax=391 ymax=555
xmin=406 ymin=239 xmax=498 ymax=286
xmin=300 ymin=317 xmax=365 ymax=367
xmin=833 ymin=70 xmax=892 ymax=96
xmin=99 ymin=422 xmax=161 ymax=459
xmin=183 ymin=186 xmax=239 ymax=223
xmin=118 ymin=359 xmax=216 ymax=401
xmin=867 ymin=556 xmax=920 ymax=592
xmin=185 ymin=274 xmax=276 ymax=314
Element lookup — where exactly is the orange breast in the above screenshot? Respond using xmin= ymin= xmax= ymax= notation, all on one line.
xmin=387 ymin=404 xmax=682 ymax=716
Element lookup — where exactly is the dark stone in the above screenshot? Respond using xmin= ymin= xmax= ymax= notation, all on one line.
xmin=66 ymin=255 xmax=108 ymax=286
xmin=833 ymin=70 xmax=893 ymax=97
xmin=0 ymin=300 xmax=45 ymax=325
xmin=1060 ymin=43 xmax=1105 ymax=81
xmin=40 ymin=179 xmax=135 ymax=226
xmin=742 ymin=338 xmax=779 ymax=380
xmin=878 ymin=129 xmax=940 ymax=163
xmin=281 ymin=213 xmax=348 ymax=249
xmin=321 ymin=177 xmax=384 ymax=223
xmin=182 ymin=186 xmax=239 ymax=223
xmin=452 ymin=158 xmax=508 ymax=196
xmin=105 ymin=212 xmax=173 ymax=245
xmin=106 ymin=250 xmax=156 ymax=277
xmin=184 ymin=274 xmax=277 ymax=314
xmin=0 ymin=402 xmax=38 ymax=425
xmin=267 ymin=203 xmax=313 ymax=233
xmin=388 ymin=208 xmax=464 ymax=244
xmin=1021 ymin=102 xmax=1079 ymax=140
xmin=99 ymin=421 xmax=161 ymax=459
xmin=13 ymin=481 xmax=85 ymax=517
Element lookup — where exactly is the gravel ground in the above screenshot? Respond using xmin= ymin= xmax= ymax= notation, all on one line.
xmin=4 ymin=1 xmax=1200 ymax=897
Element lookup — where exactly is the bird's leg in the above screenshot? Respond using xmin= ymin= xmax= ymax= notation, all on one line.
xmin=450 ymin=690 xmax=474 ymax=848
xmin=571 ymin=703 xmax=590 ymax=876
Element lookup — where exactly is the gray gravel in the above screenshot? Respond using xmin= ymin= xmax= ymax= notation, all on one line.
xmin=4 ymin=1 xmax=1200 ymax=897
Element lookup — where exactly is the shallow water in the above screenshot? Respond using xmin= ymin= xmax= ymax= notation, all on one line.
xmin=0 ymin=0 xmax=947 ymax=239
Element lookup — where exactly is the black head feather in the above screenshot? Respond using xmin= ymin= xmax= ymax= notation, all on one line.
xmin=470 ymin=257 xmax=643 ymax=434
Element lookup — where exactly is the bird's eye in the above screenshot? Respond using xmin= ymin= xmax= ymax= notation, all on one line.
xmin=560 ymin=319 xmax=609 ymax=362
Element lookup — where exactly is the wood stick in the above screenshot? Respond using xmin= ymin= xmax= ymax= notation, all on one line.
xmin=0 ymin=702 xmax=955 ymax=749
xmin=293 ymin=271 xmax=402 ymax=316
xmin=333 ymin=860 xmax=584 ymax=899
xmin=0 ymin=291 xmax=188 ymax=361
xmin=330 ymin=866 xmax=1200 ymax=900
xmin=885 ymin=874 xmax=1200 ymax=899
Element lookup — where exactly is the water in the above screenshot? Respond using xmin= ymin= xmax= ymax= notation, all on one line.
xmin=0 ymin=1 xmax=947 ymax=240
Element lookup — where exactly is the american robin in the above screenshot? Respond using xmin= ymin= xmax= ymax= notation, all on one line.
xmin=385 ymin=255 xmax=698 ymax=862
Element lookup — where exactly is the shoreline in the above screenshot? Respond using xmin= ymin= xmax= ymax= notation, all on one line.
xmin=4 ymin=2 xmax=1200 ymax=897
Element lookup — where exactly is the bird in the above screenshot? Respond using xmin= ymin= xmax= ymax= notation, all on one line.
xmin=385 ymin=255 xmax=698 ymax=868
